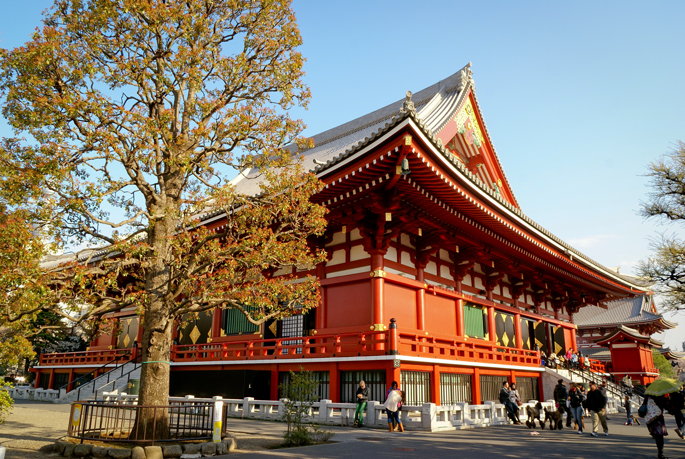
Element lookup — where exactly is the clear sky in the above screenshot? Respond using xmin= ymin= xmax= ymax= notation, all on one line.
xmin=1 ymin=0 xmax=683 ymax=350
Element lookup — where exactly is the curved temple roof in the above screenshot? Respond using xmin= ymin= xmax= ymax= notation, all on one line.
xmin=232 ymin=64 xmax=652 ymax=295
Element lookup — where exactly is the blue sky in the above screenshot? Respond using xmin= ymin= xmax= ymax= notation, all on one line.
xmin=1 ymin=0 xmax=683 ymax=349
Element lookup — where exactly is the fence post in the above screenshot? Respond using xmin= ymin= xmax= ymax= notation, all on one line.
xmin=243 ymin=397 xmax=254 ymax=417
xmin=422 ymin=403 xmax=436 ymax=430
xmin=319 ymin=399 xmax=330 ymax=423
xmin=212 ymin=396 xmax=223 ymax=442
xmin=367 ymin=401 xmax=379 ymax=426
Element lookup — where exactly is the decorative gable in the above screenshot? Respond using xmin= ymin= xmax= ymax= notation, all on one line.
xmin=437 ymin=91 xmax=518 ymax=208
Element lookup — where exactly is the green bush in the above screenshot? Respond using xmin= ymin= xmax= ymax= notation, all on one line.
xmin=0 ymin=381 xmax=14 ymax=424
xmin=279 ymin=368 xmax=332 ymax=447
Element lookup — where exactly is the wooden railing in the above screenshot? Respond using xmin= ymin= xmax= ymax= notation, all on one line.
xmin=397 ymin=332 xmax=540 ymax=367
xmin=171 ymin=331 xmax=389 ymax=362
xmin=39 ymin=348 xmax=134 ymax=366
xmin=38 ymin=329 xmax=546 ymax=368
xmin=588 ymin=358 xmax=608 ymax=373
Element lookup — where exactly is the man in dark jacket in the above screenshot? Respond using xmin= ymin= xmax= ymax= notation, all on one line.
xmin=586 ymin=381 xmax=608 ymax=436
xmin=499 ymin=381 xmax=519 ymax=424
xmin=354 ymin=380 xmax=369 ymax=427
xmin=553 ymin=379 xmax=572 ymax=427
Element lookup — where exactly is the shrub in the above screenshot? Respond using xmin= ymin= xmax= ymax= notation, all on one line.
xmin=0 ymin=381 xmax=14 ymax=424
xmin=280 ymin=368 xmax=318 ymax=447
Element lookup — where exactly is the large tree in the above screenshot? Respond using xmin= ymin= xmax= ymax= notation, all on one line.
xmin=0 ymin=0 xmax=327 ymax=438
xmin=638 ymin=140 xmax=685 ymax=312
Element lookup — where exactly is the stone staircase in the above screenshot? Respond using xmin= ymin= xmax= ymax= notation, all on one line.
xmin=542 ymin=366 xmax=639 ymax=414
xmin=55 ymin=361 xmax=141 ymax=403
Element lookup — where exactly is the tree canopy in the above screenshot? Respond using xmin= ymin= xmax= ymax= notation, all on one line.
xmin=0 ymin=0 xmax=327 ymax=437
xmin=638 ymin=141 xmax=685 ymax=312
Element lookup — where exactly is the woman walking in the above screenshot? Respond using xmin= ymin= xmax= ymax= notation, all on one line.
xmin=568 ymin=383 xmax=585 ymax=433
xmin=354 ymin=380 xmax=368 ymax=428
xmin=386 ymin=381 xmax=403 ymax=431
xmin=644 ymin=394 xmax=669 ymax=459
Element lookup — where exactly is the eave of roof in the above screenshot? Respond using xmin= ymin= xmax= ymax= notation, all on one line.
xmin=594 ymin=325 xmax=663 ymax=347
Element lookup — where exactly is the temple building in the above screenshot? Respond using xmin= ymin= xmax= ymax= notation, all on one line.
xmin=575 ymin=294 xmax=677 ymax=384
xmin=32 ymin=64 xmax=663 ymax=403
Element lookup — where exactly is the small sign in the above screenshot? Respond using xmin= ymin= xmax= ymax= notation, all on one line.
xmin=213 ymin=421 xmax=221 ymax=443
xmin=72 ymin=404 xmax=82 ymax=428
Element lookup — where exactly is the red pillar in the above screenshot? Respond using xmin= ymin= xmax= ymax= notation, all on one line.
xmin=570 ymin=326 xmax=578 ymax=352
xmin=48 ymin=370 xmax=55 ymax=390
xmin=270 ymin=368 xmax=279 ymax=400
xmin=370 ymin=252 xmax=385 ymax=328
xmin=473 ymin=368 xmax=481 ymax=404
xmin=514 ymin=313 xmax=523 ymax=349
xmin=432 ymin=365 xmax=441 ymax=405
xmin=67 ymin=368 xmax=76 ymax=392
xmin=316 ymin=262 xmax=326 ymax=330
xmin=211 ymin=307 xmax=222 ymax=339
xmin=329 ymin=362 xmax=339 ymax=403
xmin=510 ymin=370 xmax=516 ymax=384
xmin=488 ymin=306 xmax=496 ymax=343
xmin=537 ymin=374 xmax=545 ymax=401
xmin=456 ymin=299 xmax=465 ymax=336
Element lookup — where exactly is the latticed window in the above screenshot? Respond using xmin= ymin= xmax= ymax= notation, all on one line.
xmin=515 ymin=377 xmax=539 ymax=403
xmin=340 ymin=371 xmax=386 ymax=403
xmin=221 ymin=307 xmax=260 ymax=336
xmin=278 ymin=371 xmax=329 ymax=401
xmin=53 ymin=373 xmax=70 ymax=390
xmin=440 ymin=373 xmax=472 ymax=404
xmin=280 ymin=314 xmax=304 ymax=354
xmin=401 ymin=371 xmax=431 ymax=405
xmin=479 ymin=375 xmax=504 ymax=403
xmin=464 ymin=303 xmax=487 ymax=339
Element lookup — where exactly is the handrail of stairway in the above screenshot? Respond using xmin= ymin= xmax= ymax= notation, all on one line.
xmin=57 ymin=350 xmax=135 ymax=396
xmin=89 ymin=353 xmax=143 ymax=401
xmin=568 ymin=366 xmax=645 ymax=402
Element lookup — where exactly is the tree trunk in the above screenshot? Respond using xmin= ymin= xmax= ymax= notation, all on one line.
xmin=133 ymin=213 xmax=175 ymax=440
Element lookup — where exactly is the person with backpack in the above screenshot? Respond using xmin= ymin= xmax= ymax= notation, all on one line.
xmin=554 ymin=379 xmax=572 ymax=428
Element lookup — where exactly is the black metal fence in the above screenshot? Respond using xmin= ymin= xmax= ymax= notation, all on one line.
xmin=67 ymin=401 xmax=215 ymax=445
xmin=340 ymin=370 xmax=386 ymax=403
xmin=278 ymin=371 xmax=330 ymax=401
xmin=401 ymin=371 xmax=431 ymax=405
xmin=440 ymin=373 xmax=472 ymax=404
xmin=515 ymin=376 xmax=539 ymax=403
xmin=479 ymin=375 xmax=504 ymax=403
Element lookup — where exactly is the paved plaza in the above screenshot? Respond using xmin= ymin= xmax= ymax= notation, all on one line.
xmin=3 ymin=400 xmax=685 ymax=459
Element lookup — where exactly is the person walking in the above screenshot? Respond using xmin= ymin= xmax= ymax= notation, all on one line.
xmin=584 ymin=355 xmax=590 ymax=370
xmin=571 ymin=350 xmax=579 ymax=370
xmin=644 ymin=394 xmax=669 ymax=459
xmin=624 ymin=395 xmax=634 ymax=426
xmin=499 ymin=381 xmax=519 ymax=424
xmin=384 ymin=386 xmax=404 ymax=433
xmin=509 ymin=382 xmax=522 ymax=424
xmin=354 ymin=380 xmax=369 ymax=428
xmin=553 ymin=379 xmax=572 ymax=428
xmin=669 ymin=387 xmax=685 ymax=439
xmin=600 ymin=382 xmax=611 ymax=420
xmin=568 ymin=383 xmax=585 ymax=433
xmin=587 ymin=381 xmax=608 ymax=436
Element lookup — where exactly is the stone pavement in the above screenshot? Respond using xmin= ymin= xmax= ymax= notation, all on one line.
xmin=5 ymin=400 xmax=685 ymax=459
xmin=224 ymin=416 xmax=685 ymax=458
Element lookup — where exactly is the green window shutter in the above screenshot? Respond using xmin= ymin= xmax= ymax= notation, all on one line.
xmin=464 ymin=304 xmax=486 ymax=339
xmin=222 ymin=307 xmax=260 ymax=335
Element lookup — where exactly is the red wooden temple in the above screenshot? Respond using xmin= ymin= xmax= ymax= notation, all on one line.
xmin=575 ymin=294 xmax=676 ymax=384
xmin=32 ymin=64 xmax=661 ymax=404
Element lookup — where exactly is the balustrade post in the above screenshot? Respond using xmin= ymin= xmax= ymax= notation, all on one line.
xmin=388 ymin=318 xmax=398 ymax=355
